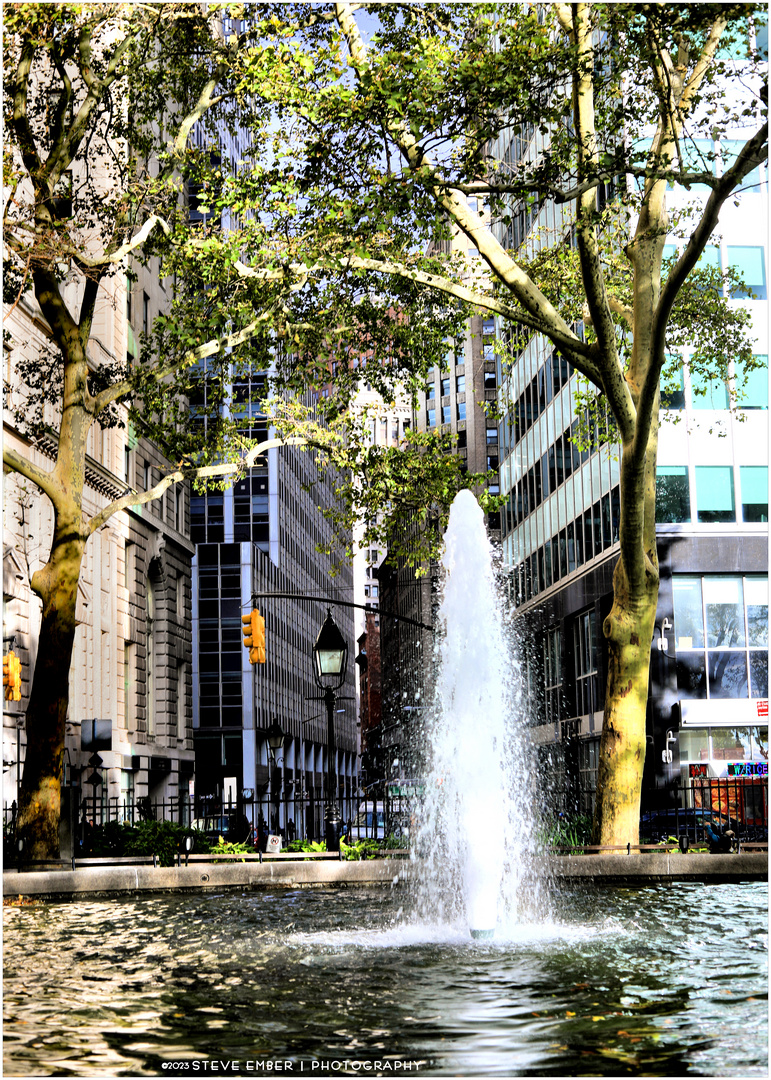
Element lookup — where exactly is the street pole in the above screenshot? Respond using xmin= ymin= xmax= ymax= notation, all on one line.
xmin=324 ymin=686 xmax=342 ymax=851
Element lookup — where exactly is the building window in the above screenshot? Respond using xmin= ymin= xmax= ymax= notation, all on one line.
xmin=120 ymin=768 xmax=135 ymax=819
xmin=740 ymin=466 xmax=768 ymax=522
xmin=427 ymin=408 xmax=436 ymax=428
xmin=457 ymin=402 xmax=466 ymax=421
xmin=727 ymin=245 xmax=766 ymax=300
xmin=486 ymin=427 xmax=498 ymax=444
xmin=695 ymin=466 xmax=735 ymax=523
xmin=656 ymin=466 xmax=691 ymax=523
xmin=175 ymin=486 xmax=183 ymax=532
xmin=442 ymin=405 xmax=451 ymax=424
xmin=143 ymin=292 xmax=150 ymax=336
xmin=721 ymin=139 xmax=762 ymax=190
xmin=578 ymin=738 xmax=600 ymax=804
xmin=673 ymin=575 xmax=769 ymax=700
xmin=737 ymin=355 xmax=769 ymax=409
xmin=484 ymin=370 xmax=497 ymax=391
xmin=441 ymin=376 xmax=450 ymax=397
xmin=544 ymin=628 xmax=561 ymax=729
xmin=234 ymin=470 xmax=269 ymax=547
xmin=177 ymin=661 xmax=186 ymax=739
xmin=123 ymin=644 xmax=134 ymax=730
xmin=456 ymin=375 xmax=465 ymax=393
xmin=426 ymin=381 xmax=435 ymax=400
xmin=573 ymin=609 xmax=598 ymax=717
xmin=125 ymin=541 xmax=136 ymax=592
xmin=690 ymin=369 xmax=729 ymax=410
xmin=146 ymin=578 xmax=155 ymax=738
xmin=192 ymin=484 xmax=225 ymax=544
xmin=197 ymin=544 xmax=243 ymax=728
xmin=661 ymin=365 xmax=685 ymax=410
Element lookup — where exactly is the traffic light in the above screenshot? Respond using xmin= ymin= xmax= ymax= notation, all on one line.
xmin=3 ymin=651 xmax=21 ymax=702
xmin=241 ymin=609 xmax=266 ymax=664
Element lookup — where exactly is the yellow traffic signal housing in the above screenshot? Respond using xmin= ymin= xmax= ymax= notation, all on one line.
xmin=241 ymin=609 xmax=266 ymax=664
xmin=4 ymin=651 xmax=21 ymax=702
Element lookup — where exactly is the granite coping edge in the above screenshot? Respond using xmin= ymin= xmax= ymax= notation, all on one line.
xmin=3 ymin=852 xmax=766 ymax=900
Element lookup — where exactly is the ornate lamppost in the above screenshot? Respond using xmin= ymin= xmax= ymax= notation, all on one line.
xmin=311 ymin=609 xmax=348 ymax=852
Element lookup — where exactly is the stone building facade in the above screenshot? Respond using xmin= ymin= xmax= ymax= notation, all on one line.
xmin=3 ymin=258 xmax=195 ymax=830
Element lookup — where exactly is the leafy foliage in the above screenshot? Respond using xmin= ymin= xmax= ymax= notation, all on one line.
xmin=537 ymin=813 xmax=594 ymax=853
xmin=85 ymin=819 xmax=195 ymax=867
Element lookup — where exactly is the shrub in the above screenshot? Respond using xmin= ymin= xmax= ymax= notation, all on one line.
xmin=538 ymin=812 xmax=593 ymax=852
xmin=87 ymin=820 xmax=196 ymax=866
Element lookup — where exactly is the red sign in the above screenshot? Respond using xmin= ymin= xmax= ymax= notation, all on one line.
xmin=689 ymin=764 xmax=708 ymax=778
xmin=757 ymin=700 xmax=769 ymax=717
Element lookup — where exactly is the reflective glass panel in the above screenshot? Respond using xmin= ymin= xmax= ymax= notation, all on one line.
xmin=676 ymin=652 xmax=707 ymax=698
xmin=679 ymin=727 xmax=709 ymax=762
xmin=750 ymin=652 xmax=769 ymax=698
xmin=704 ymin=577 xmax=745 ymax=648
xmin=673 ymin=577 xmax=705 ymax=649
xmin=711 ymin=726 xmax=752 ymax=760
xmin=746 ymin=577 xmax=769 ymax=646
xmin=695 ymin=467 xmax=735 ymax=523
xmin=707 ymin=651 xmax=749 ymax=698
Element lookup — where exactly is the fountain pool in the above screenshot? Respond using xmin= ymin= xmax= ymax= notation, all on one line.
xmin=3 ymin=881 xmax=767 ymax=1076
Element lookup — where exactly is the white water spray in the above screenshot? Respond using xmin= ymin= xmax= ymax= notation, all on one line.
xmin=415 ymin=490 xmax=536 ymax=937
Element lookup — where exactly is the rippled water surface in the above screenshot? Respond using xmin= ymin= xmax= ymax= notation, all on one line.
xmin=4 ymin=882 xmax=767 ymax=1077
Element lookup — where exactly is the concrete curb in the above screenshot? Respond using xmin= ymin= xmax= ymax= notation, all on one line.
xmin=3 ymin=858 xmax=413 ymax=900
xmin=3 ymin=853 xmax=765 ymax=901
xmin=546 ymin=851 xmax=768 ymax=883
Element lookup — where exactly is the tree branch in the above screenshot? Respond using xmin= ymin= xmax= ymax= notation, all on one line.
xmin=12 ymin=39 xmax=42 ymax=181
xmin=63 ymin=214 xmax=172 ymax=268
xmin=333 ymin=2 xmax=593 ymax=379
xmin=87 ymin=436 xmax=306 ymax=534
xmin=642 ymin=122 xmax=769 ymax=435
xmin=3 ymin=446 xmax=63 ymax=511
xmin=92 ymin=306 xmax=279 ymax=415
xmin=569 ymin=3 xmax=635 ymax=442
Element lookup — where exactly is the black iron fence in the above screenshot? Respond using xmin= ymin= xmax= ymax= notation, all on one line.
xmin=5 ymin=775 xmax=765 ymax=855
xmin=2 ymin=785 xmax=382 ymax=852
xmin=548 ymin=775 xmax=768 ymax=841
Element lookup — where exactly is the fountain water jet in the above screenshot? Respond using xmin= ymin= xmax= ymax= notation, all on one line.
xmin=415 ymin=490 xmax=534 ymax=937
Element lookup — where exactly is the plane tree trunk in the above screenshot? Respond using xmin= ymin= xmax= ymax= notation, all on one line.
xmin=18 ymin=522 xmax=86 ymax=860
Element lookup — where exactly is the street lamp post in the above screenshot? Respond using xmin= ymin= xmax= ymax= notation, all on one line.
xmin=312 ymin=609 xmax=348 ymax=852
xmin=266 ymin=717 xmax=285 ymax=834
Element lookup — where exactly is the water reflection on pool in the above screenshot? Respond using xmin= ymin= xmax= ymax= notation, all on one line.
xmin=3 ymin=881 xmax=767 ymax=1077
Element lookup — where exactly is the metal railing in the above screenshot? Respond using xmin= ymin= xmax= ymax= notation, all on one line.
xmin=3 ymin=787 xmax=372 ymax=853
xmin=545 ymin=775 xmax=768 ymax=841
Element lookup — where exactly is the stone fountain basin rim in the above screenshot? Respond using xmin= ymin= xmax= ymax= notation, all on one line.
xmin=3 ymin=852 xmax=767 ymax=901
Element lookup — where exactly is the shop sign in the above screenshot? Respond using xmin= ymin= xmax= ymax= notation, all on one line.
xmin=726 ymin=761 xmax=768 ymax=777
xmin=689 ymin=764 xmax=709 ymax=778
xmin=680 ymin=699 xmax=770 ymax=726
